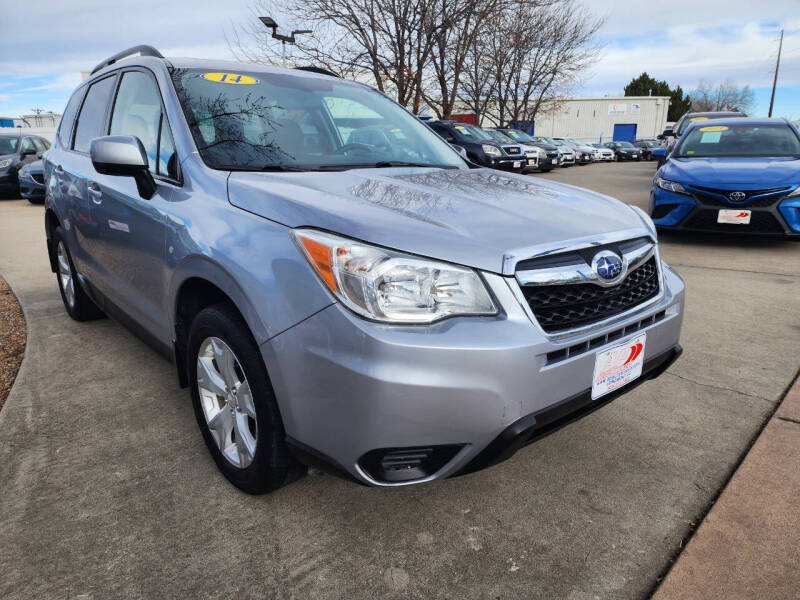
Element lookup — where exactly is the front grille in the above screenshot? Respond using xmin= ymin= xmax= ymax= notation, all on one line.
xmin=520 ymin=257 xmax=660 ymax=333
xmin=31 ymin=173 xmax=45 ymax=184
xmin=690 ymin=185 xmax=790 ymax=207
xmin=546 ymin=310 xmax=667 ymax=364
xmin=683 ymin=209 xmax=785 ymax=233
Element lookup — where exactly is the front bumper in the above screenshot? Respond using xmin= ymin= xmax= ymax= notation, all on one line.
xmin=263 ymin=265 xmax=685 ymax=486
xmin=651 ymin=187 xmax=800 ymax=236
xmin=19 ymin=173 xmax=45 ymax=199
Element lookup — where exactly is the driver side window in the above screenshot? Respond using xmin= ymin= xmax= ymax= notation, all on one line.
xmin=20 ymin=137 xmax=35 ymax=154
xmin=110 ymin=70 xmax=177 ymax=179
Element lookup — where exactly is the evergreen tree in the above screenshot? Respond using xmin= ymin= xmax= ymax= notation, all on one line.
xmin=624 ymin=72 xmax=691 ymax=121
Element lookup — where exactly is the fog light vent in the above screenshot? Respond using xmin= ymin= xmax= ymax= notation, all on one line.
xmin=358 ymin=444 xmax=464 ymax=483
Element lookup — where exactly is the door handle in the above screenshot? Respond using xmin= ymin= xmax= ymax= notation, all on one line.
xmin=87 ymin=182 xmax=103 ymax=204
xmin=54 ymin=165 xmax=64 ymax=175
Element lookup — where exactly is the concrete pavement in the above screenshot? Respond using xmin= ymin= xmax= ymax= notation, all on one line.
xmin=1 ymin=162 xmax=798 ymax=599
xmin=652 ymin=376 xmax=800 ymax=600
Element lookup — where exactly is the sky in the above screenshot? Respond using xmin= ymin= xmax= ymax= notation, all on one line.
xmin=0 ymin=0 xmax=798 ymax=120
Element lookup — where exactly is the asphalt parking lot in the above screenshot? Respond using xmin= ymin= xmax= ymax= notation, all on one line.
xmin=0 ymin=161 xmax=798 ymax=600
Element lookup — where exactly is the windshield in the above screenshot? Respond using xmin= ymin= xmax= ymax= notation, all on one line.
xmin=617 ymin=142 xmax=634 ymax=148
xmin=170 ymin=68 xmax=464 ymax=171
xmin=503 ymin=129 xmax=534 ymax=143
xmin=451 ymin=123 xmax=491 ymax=142
xmin=676 ymin=114 xmax=743 ymax=135
xmin=676 ymin=124 xmax=800 ymax=158
xmin=0 ymin=136 xmax=19 ymax=155
xmin=485 ymin=130 xmax=514 ymax=143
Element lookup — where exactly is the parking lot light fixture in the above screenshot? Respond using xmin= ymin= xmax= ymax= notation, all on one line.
xmin=259 ymin=16 xmax=312 ymax=67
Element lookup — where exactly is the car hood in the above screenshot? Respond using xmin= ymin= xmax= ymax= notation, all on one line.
xmin=228 ymin=167 xmax=648 ymax=274
xmin=662 ymin=157 xmax=800 ymax=186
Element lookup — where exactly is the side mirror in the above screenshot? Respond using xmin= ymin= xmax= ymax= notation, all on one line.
xmin=662 ymin=129 xmax=674 ymax=137
xmin=450 ymin=144 xmax=468 ymax=159
xmin=37 ymin=153 xmax=43 ymax=159
xmin=90 ymin=135 xmax=156 ymax=199
xmin=21 ymin=147 xmax=36 ymax=156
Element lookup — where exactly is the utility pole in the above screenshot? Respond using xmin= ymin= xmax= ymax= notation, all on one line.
xmin=768 ymin=29 xmax=783 ymax=117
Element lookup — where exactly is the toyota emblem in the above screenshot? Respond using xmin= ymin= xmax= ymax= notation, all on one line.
xmin=729 ymin=191 xmax=747 ymax=202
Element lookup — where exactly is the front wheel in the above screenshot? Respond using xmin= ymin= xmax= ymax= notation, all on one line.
xmin=187 ymin=303 xmax=300 ymax=494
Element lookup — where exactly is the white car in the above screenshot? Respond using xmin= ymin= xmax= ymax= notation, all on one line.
xmin=591 ymin=145 xmax=615 ymax=161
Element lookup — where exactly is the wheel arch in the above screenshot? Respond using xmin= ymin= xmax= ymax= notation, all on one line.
xmin=44 ymin=208 xmax=61 ymax=273
xmin=170 ymin=258 xmax=269 ymax=389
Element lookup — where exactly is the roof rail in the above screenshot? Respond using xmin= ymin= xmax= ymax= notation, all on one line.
xmin=294 ymin=66 xmax=340 ymax=78
xmin=90 ymin=45 xmax=164 ymax=75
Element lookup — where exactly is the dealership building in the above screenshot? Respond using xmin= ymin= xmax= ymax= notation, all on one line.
xmin=450 ymin=95 xmax=671 ymax=143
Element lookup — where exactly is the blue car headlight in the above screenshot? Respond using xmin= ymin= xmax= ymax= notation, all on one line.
xmin=656 ymin=176 xmax=688 ymax=195
xmin=0 ymin=158 xmax=13 ymax=170
xmin=786 ymin=186 xmax=800 ymax=198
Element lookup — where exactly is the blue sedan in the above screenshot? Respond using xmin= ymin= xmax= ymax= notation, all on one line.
xmin=649 ymin=118 xmax=800 ymax=237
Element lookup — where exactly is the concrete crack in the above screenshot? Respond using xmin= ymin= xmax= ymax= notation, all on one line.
xmin=664 ymin=371 xmax=775 ymax=405
xmin=776 ymin=416 xmax=800 ymax=426
xmin=669 ymin=262 xmax=800 ymax=279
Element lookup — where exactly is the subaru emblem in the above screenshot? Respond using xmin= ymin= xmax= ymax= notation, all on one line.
xmin=592 ymin=250 xmax=625 ymax=281
xmin=729 ymin=191 xmax=747 ymax=202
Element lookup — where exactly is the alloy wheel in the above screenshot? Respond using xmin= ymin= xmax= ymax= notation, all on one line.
xmin=56 ymin=241 xmax=75 ymax=309
xmin=196 ymin=337 xmax=258 ymax=468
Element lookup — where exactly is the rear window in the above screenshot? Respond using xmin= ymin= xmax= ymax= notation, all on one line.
xmin=676 ymin=124 xmax=800 ymax=158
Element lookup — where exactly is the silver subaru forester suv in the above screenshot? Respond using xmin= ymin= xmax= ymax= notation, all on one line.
xmin=44 ymin=46 xmax=684 ymax=493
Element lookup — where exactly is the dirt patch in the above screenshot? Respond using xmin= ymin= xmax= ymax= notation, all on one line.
xmin=0 ymin=276 xmax=26 ymax=410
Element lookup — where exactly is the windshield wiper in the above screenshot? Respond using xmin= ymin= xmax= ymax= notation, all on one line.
xmin=259 ymin=165 xmax=317 ymax=172
xmin=373 ymin=161 xmax=455 ymax=169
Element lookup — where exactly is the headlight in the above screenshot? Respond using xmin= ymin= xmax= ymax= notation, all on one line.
xmin=656 ymin=176 xmax=688 ymax=195
xmin=786 ymin=186 xmax=800 ymax=198
xmin=293 ymin=229 xmax=498 ymax=323
xmin=481 ymin=144 xmax=502 ymax=157
xmin=631 ymin=206 xmax=657 ymax=237
xmin=0 ymin=158 xmax=12 ymax=169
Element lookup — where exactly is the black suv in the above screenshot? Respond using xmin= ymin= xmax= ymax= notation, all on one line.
xmin=427 ymin=121 xmax=525 ymax=172
xmin=633 ymin=139 xmax=661 ymax=160
xmin=0 ymin=132 xmax=51 ymax=197
xmin=491 ymin=128 xmax=560 ymax=171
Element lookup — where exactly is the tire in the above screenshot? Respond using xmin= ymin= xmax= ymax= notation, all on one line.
xmin=187 ymin=303 xmax=300 ymax=494
xmin=53 ymin=227 xmax=105 ymax=321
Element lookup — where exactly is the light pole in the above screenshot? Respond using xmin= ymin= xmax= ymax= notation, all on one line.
xmin=259 ymin=16 xmax=312 ymax=68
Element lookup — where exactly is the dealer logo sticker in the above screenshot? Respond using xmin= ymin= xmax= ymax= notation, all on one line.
xmin=592 ymin=334 xmax=647 ymax=400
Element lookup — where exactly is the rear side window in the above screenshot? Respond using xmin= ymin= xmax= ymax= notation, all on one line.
xmin=110 ymin=70 xmax=177 ymax=178
xmin=73 ymin=76 xmax=116 ymax=153
xmin=57 ymin=88 xmax=85 ymax=147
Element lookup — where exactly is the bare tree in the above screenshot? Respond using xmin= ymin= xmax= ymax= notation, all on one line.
xmin=227 ymin=0 xmax=601 ymax=122
xmin=690 ymin=80 xmax=755 ymax=113
xmin=421 ymin=0 xmax=500 ymax=119
xmin=466 ymin=0 xmax=602 ymax=127
xmin=228 ymin=0 xmax=446 ymax=112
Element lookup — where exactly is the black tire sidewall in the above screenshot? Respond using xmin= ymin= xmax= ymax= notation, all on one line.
xmin=186 ymin=304 xmax=292 ymax=494
xmin=52 ymin=227 xmax=104 ymax=321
